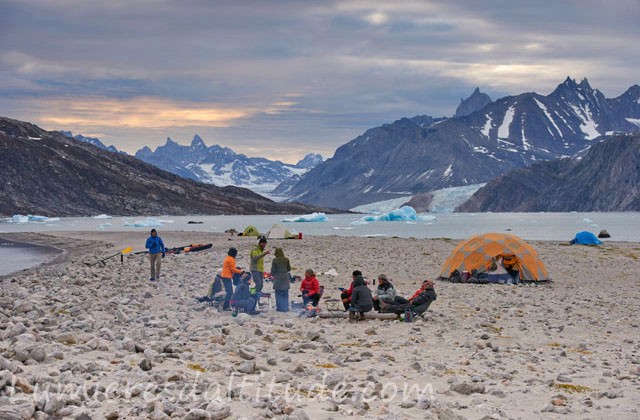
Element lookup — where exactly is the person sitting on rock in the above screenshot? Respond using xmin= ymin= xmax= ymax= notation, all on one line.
xmin=381 ymin=279 xmax=436 ymax=317
xmin=300 ymin=269 xmax=322 ymax=307
xmin=340 ymin=270 xmax=363 ymax=310
xmin=372 ymin=274 xmax=396 ymax=312
xmin=230 ymin=274 xmax=260 ymax=315
xmin=349 ymin=275 xmax=373 ymax=315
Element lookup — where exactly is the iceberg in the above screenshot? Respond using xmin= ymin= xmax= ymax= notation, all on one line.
xmin=8 ymin=214 xmax=60 ymax=223
xmin=8 ymin=215 xmax=29 ymax=223
xmin=361 ymin=206 xmax=419 ymax=222
xmin=281 ymin=212 xmax=328 ymax=222
xmin=93 ymin=214 xmax=113 ymax=219
xmin=124 ymin=217 xmax=165 ymax=228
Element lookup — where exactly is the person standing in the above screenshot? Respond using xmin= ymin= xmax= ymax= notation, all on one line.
xmin=221 ymin=247 xmax=244 ymax=311
xmin=270 ymin=247 xmax=291 ymax=312
xmin=250 ymin=236 xmax=271 ymax=297
xmin=145 ymin=228 xmax=165 ymax=281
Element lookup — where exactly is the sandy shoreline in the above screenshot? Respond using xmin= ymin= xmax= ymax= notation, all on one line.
xmin=1 ymin=231 xmax=639 ymax=419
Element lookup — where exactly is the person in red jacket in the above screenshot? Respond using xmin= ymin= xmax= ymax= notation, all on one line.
xmin=340 ymin=270 xmax=362 ymax=310
xmin=300 ymin=269 xmax=322 ymax=307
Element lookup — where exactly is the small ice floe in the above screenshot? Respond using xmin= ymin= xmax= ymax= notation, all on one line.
xmin=93 ymin=214 xmax=113 ymax=219
xmin=97 ymin=223 xmax=113 ymax=230
xmin=124 ymin=217 xmax=165 ymax=227
xmin=281 ymin=212 xmax=328 ymax=222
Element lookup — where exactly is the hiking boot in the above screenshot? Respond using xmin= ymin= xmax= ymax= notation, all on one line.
xmin=247 ymin=310 xmax=261 ymax=316
xmin=150 ymin=277 xmax=155 ymax=282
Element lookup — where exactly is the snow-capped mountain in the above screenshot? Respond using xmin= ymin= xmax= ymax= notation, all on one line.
xmin=134 ymin=136 xmax=323 ymax=199
xmin=286 ymin=77 xmax=640 ymax=209
xmin=59 ymin=131 xmax=121 ymax=154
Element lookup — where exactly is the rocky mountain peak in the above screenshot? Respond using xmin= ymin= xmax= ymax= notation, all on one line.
xmin=296 ymin=153 xmax=324 ymax=169
xmin=191 ymin=134 xmax=206 ymax=149
xmin=454 ymin=87 xmax=492 ymax=117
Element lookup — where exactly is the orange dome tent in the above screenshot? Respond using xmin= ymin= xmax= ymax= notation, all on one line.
xmin=438 ymin=233 xmax=550 ymax=283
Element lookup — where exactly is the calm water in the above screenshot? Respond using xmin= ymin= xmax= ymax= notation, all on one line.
xmin=0 ymin=239 xmax=61 ymax=276
xmin=1 ymin=212 xmax=638 ymax=242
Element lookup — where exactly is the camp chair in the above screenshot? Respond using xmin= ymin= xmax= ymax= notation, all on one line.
xmin=324 ymin=298 xmax=343 ymax=315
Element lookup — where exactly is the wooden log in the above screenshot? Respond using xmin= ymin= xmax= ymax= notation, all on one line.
xmin=318 ymin=311 xmax=397 ymax=320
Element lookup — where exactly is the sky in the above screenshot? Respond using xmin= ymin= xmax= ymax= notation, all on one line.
xmin=1 ymin=0 xmax=639 ymax=163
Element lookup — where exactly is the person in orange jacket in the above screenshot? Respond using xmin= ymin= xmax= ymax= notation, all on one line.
xmin=300 ymin=269 xmax=322 ymax=307
xmin=220 ymin=247 xmax=246 ymax=310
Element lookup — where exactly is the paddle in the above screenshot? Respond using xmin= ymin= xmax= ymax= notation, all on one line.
xmin=85 ymin=246 xmax=133 ymax=266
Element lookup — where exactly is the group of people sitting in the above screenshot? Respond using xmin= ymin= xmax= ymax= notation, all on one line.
xmin=340 ymin=270 xmax=437 ymax=318
xmin=202 ymin=236 xmax=437 ymax=319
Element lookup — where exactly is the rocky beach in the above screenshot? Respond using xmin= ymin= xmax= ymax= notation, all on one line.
xmin=0 ymin=231 xmax=638 ymax=419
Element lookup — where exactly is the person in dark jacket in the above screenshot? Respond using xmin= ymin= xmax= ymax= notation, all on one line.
xmin=145 ymin=229 xmax=165 ymax=281
xmin=350 ymin=275 xmax=373 ymax=314
xmin=270 ymin=247 xmax=291 ymax=312
xmin=383 ymin=279 xmax=437 ymax=316
xmin=230 ymin=274 xmax=259 ymax=315
xmin=372 ymin=274 xmax=396 ymax=312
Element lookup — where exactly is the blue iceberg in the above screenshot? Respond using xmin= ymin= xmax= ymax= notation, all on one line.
xmin=281 ymin=212 xmax=328 ymax=222
xmin=8 ymin=214 xmax=60 ymax=223
xmin=361 ymin=206 xmax=419 ymax=222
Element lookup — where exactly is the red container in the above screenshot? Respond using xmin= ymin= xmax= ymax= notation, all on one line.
xmin=298 ymin=232 xmax=303 ymax=239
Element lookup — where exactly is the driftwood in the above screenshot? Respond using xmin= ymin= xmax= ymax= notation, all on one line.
xmin=318 ymin=311 xmax=397 ymax=320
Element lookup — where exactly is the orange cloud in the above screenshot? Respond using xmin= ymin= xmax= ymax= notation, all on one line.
xmin=33 ymin=96 xmax=250 ymax=128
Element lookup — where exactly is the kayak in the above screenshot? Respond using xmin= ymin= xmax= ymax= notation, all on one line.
xmin=135 ymin=243 xmax=213 ymax=255
xmin=166 ymin=243 xmax=213 ymax=254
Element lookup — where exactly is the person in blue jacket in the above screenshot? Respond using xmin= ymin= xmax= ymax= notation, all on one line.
xmin=145 ymin=228 xmax=165 ymax=281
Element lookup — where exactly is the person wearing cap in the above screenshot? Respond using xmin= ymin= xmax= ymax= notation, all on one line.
xmin=250 ymin=236 xmax=271 ymax=297
xmin=372 ymin=274 xmax=397 ymax=312
xmin=221 ymin=247 xmax=244 ymax=310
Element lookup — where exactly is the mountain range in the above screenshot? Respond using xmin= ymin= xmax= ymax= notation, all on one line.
xmin=0 ymin=117 xmax=329 ymax=217
xmin=134 ymin=136 xmax=323 ymax=199
xmin=285 ymin=77 xmax=640 ymax=209
xmin=458 ymin=132 xmax=640 ymax=212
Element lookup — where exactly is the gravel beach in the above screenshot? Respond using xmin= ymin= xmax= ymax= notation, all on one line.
xmin=0 ymin=231 xmax=638 ymax=419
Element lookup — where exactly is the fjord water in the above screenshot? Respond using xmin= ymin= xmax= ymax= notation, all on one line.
xmin=1 ymin=212 xmax=638 ymax=242
xmin=1 ymin=212 xmax=637 ymax=277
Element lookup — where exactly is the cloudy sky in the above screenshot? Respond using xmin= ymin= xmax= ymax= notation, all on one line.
xmin=1 ymin=0 xmax=638 ymax=163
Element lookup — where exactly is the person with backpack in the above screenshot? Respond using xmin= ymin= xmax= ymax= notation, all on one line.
xmin=250 ymin=236 xmax=271 ymax=299
xmin=145 ymin=228 xmax=165 ymax=281
xmin=270 ymin=247 xmax=291 ymax=312
xmin=221 ymin=247 xmax=244 ymax=311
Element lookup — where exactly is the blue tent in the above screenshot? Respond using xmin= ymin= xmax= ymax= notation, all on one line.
xmin=570 ymin=231 xmax=603 ymax=245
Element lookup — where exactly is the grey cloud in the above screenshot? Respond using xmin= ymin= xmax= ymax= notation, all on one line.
xmin=0 ymin=0 xmax=638 ymax=162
